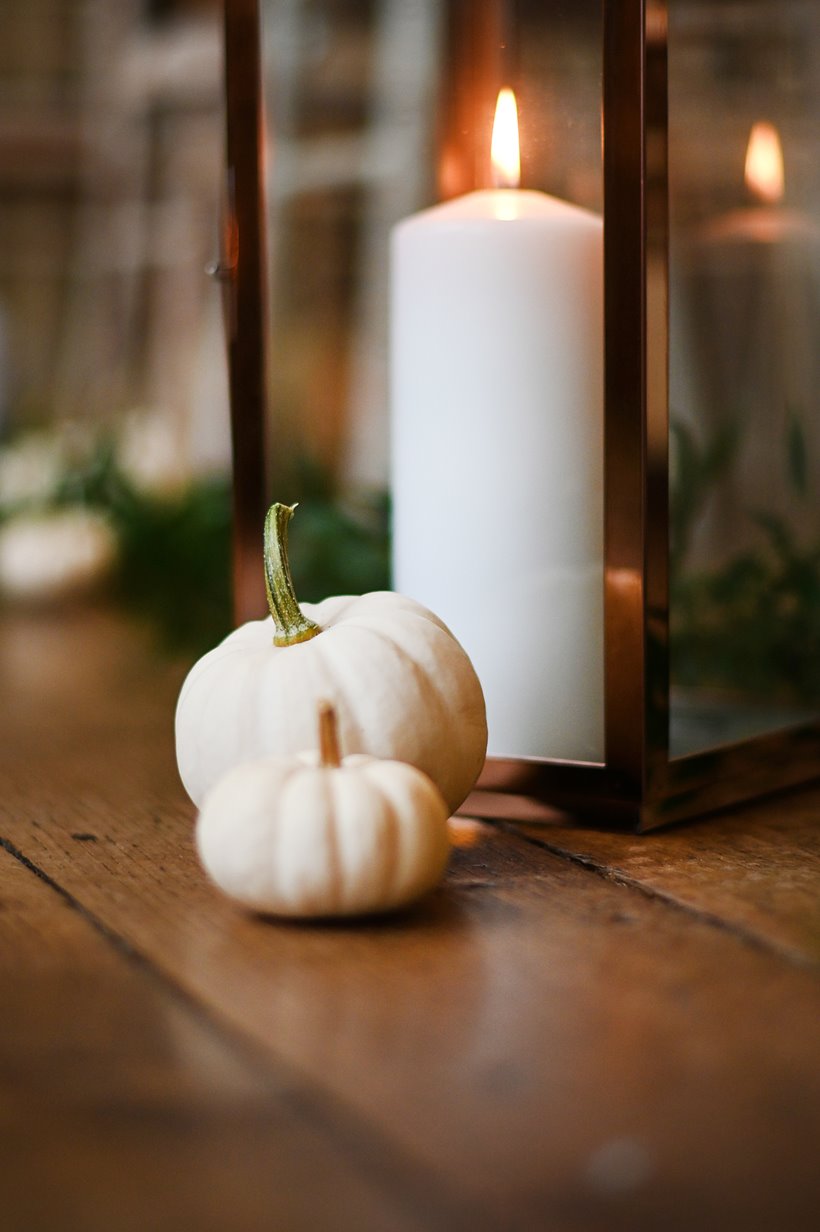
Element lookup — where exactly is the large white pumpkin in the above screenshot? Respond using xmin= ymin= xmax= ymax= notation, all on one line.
xmin=175 ymin=504 xmax=487 ymax=814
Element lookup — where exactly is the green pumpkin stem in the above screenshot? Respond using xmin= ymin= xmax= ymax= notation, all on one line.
xmin=264 ymin=503 xmax=321 ymax=646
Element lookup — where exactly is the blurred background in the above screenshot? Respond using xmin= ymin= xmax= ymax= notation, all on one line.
xmin=1 ymin=0 xmax=817 ymax=754
xmin=0 ymin=0 xmax=237 ymax=650
xmin=0 ymin=0 xmax=601 ymax=659
xmin=0 ymin=0 xmax=226 ymax=455
xmin=0 ymin=0 xmax=396 ymax=655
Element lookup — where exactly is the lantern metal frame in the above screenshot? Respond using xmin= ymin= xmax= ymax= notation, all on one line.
xmin=220 ymin=0 xmax=820 ymax=831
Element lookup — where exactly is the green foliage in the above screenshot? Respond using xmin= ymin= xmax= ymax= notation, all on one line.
xmin=110 ymin=477 xmax=234 ymax=655
xmin=280 ymin=461 xmax=390 ymax=604
xmin=672 ymin=512 xmax=820 ymax=702
xmin=44 ymin=437 xmax=235 ymax=653
xmin=669 ymin=416 xmax=737 ymax=580
xmin=0 ymin=432 xmax=390 ymax=656
xmin=670 ymin=411 xmax=820 ymax=704
xmin=786 ymin=409 xmax=808 ymax=497
xmin=108 ymin=457 xmax=390 ymax=655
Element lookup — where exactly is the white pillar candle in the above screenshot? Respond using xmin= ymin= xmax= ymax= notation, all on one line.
xmin=390 ymin=173 xmax=604 ymax=761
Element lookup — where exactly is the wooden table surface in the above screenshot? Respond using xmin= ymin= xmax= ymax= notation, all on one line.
xmin=2 ymin=606 xmax=819 ymax=1232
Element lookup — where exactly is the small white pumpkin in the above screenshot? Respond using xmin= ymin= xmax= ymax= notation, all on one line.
xmin=196 ymin=702 xmax=450 ymax=917
xmin=176 ymin=503 xmax=487 ymax=814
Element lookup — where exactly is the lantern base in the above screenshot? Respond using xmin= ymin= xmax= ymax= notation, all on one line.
xmin=466 ymin=720 xmax=820 ymax=832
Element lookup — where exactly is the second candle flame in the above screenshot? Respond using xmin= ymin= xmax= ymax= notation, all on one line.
xmin=744 ymin=121 xmax=784 ymax=205
xmin=491 ymin=88 xmax=521 ymax=190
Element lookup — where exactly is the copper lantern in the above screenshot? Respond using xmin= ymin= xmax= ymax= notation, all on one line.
xmin=220 ymin=0 xmax=820 ymax=829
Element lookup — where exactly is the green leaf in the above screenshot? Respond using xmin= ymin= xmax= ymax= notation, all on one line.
xmin=786 ymin=410 xmax=808 ymax=497
xmin=750 ymin=509 xmax=795 ymax=561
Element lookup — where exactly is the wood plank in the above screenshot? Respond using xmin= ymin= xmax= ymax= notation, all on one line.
xmin=8 ymin=812 xmax=820 ymax=1232
xmin=5 ymin=606 xmax=818 ymax=964
xmin=508 ymin=786 xmax=820 ymax=967
xmin=0 ymin=842 xmax=447 ymax=1232
xmin=2 ymin=608 xmax=820 ymax=1231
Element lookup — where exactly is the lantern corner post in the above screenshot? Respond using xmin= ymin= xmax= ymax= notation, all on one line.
xmin=222 ymin=0 xmax=270 ymax=625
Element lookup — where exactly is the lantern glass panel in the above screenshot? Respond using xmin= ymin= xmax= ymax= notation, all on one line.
xmin=668 ymin=0 xmax=820 ymax=757
xmin=259 ymin=1 xmax=606 ymax=766
xmin=516 ymin=1 xmax=603 ymax=215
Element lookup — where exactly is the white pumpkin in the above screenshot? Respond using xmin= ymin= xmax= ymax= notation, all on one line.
xmin=176 ymin=503 xmax=487 ymax=814
xmin=0 ymin=508 xmax=116 ymax=600
xmin=196 ymin=702 xmax=450 ymax=917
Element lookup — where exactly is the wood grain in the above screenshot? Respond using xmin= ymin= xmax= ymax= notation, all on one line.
xmin=2 ymin=607 xmax=820 ymax=1231
xmin=0 ymin=842 xmax=444 ymax=1232
xmin=509 ymin=787 xmax=820 ymax=967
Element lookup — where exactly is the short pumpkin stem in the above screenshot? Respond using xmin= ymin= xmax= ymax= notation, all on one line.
xmin=264 ymin=503 xmax=321 ymax=647
xmin=318 ymin=701 xmax=342 ymax=768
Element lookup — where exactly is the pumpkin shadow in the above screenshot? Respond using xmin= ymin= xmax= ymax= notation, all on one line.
xmin=253 ymin=884 xmax=474 ymax=935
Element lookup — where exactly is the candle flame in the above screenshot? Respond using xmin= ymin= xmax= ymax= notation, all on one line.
xmin=491 ymin=88 xmax=520 ymax=189
xmin=744 ymin=122 xmax=784 ymax=204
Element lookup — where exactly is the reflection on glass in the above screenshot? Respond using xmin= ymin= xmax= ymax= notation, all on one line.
xmin=669 ymin=0 xmax=820 ymax=756
xmin=260 ymin=0 xmax=443 ymax=491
